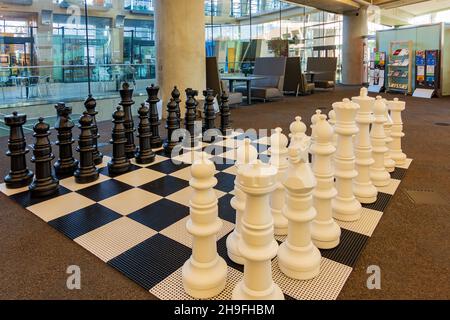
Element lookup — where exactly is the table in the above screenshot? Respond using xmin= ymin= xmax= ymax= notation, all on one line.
xmin=303 ymin=71 xmax=327 ymax=84
xmin=220 ymin=74 xmax=267 ymax=105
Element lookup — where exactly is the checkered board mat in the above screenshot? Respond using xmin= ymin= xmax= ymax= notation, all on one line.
xmin=0 ymin=131 xmax=412 ymax=300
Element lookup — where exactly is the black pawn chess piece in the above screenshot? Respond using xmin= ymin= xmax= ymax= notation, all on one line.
xmin=54 ymin=102 xmax=78 ymax=177
xmin=164 ymin=99 xmax=180 ymax=154
xmin=4 ymin=112 xmax=33 ymax=189
xmin=84 ymin=95 xmax=103 ymax=165
xmin=202 ymin=88 xmax=217 ymax=142
xmin=108 ymin=106 xmax=131 ymax=175
xmin=135 ymin=103 xmax=156 ymax=164
xmin=74 ymin=112 xmax=99 ymax=184
xmin=220 ymin=90 xmax=232 ymax=135
xmin=184 ymin=88 xmax=198 ymax=148
xmin=146 ymin=84 xmax=163 ymax=149
xmin=119 ymin=83 xmax=136 ymax=159
xmin=29 ymin=118 xmax=59 ymax=197
xmin=171 ymin=86 xmax=181 ymax=125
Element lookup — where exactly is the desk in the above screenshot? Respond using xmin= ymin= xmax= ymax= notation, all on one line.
xmin=303 ymin=71 xmax=327 ymax=84
xmin=220 ymin=74 xmax=266 ymax=105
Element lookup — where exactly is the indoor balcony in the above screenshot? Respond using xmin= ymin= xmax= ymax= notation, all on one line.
xmin=55 ymin=0 xmax=113 ymax=11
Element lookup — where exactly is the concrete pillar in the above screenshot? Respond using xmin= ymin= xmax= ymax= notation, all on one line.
xmin=35 ymin=14 xmax=53 ymax=77
xmin=154 ymin=0 xmax=206 ymax=117
xmin=341 ymin=8 xmax=368 ymax=85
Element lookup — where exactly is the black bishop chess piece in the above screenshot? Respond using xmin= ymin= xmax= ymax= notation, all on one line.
xmin=202 ymin=88 xmax=217 ymax=142
xmin=4 ymin=112 xmax=34 ymax=189
xmin=29 ymin=118 xmax=59 ymax=197
xmin=74 ymin=112 xmax=99 ymax=184
xmin=164 ymin=98 xmax=180 ymax=154
xmin=84 ymin=95 xmax=103 ymax=165
xmin=54 ymin=102 xmax=78 ymax=177
xmin=184 ymin=88 xmax=199 ymax=148
xmin=171 ymin=86 xmax=181 ymax=126
xmin=119 ymin=83 xmax=136 ymax=159
xmin=135 ymin=103 xmax=156 ymax=164
xmin=146 ymin=84 xmax=163 ymax=149
xmin=108 ymin=106 xmax=131 ymax=174
xmin=220 ymin=90 xmax=232 ymax=136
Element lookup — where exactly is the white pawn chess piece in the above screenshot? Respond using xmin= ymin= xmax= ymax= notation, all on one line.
xmin=332 ymin=98 xmax=362 ymax=222
xmin=182 ymin=152 xmax=227 ymax=299
xmin=310 ymin=114 xmax=341 ymax=249
xmin=387 ymin=98 xmax=407 ymax=165
xmin=269 ymin=127 xmax=289 ymax=236
xmin=289 ymin=116 xmax=310 ymax=150
xmin=352 ymin=88 xmax=378 ymax=204
xmin=370 ymin=96 xmax=391 ymax=187
xmin=278 ymin=146 xmax=321 ymax=279
xmin=232 ymin=161 xmax=284 ymax=300
xmin=328 ymin=109 xmax=338 ymax=148
xmin=383 ymin=99 xmax=396 ymax=173
xmin=227 ymin=139 xmax=258 ymax=264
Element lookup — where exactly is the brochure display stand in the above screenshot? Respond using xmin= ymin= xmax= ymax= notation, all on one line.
xmin=368 ymin=50 xmax=386 ymax=93
xmin=387 ymin=40 xmax=413 ymax=95
xmin=413 ymin=50 xmax=440 ymax=98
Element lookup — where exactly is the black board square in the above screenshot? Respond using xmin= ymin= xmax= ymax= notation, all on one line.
xmin=362 ymin=192 xmax=392 ymax=212
xmin=218 ymin=193 xmax=236 ymax=223
xmin=146 ymin=159 xmax=189 ymax=174
xmin=139 ymin=175 xmax=189 ymax=197
xmin=98 ymin=164 xmax=140 ymax=178
xmin=11 ymin=186 xmax=71 ymax=208
xmin=76 ymin=179 xmax=133 ymax=202
xmin=214 ymin=172 xmax=236 ymax=193
xmin=210 ymin=156 xmax=234 ymax=171
xmin=390 ymin=167 xmax=407 ymax=180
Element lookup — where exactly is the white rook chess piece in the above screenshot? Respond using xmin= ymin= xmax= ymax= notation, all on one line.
xmin=332 ymin=98 xmax=362 ymax=222
xmin=182 ymin=152 xmax=227 ymax=299
xmin=232 ymin=161 xmax=284 ymax=300
xmin=328 ymin=109 xmax=338 ymax=148
xmin=370 ymin=96 xmax=391 ymax=187
xmin=383 ymin=100 xmax=396 ymax=173
xmin=310 ymin=114 xmax=341 ymax=249
xmin=269 ymin=128 xmax=289 ymax=236
xmin=352 ymin=88 xmax=378 ymax=204
xmin=227 ymin=139 xmax=258 ymax=265
xmin=278 ymin=147 xmax=321 ymax=279
xmin=387 ymin=98 xmax=407 ymax=165
xmin=289 ymin=116 xmax=310 ymax=150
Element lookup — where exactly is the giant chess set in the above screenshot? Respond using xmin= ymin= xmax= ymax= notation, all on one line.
xmin=1 ymin=85 xmax=411 ymax=300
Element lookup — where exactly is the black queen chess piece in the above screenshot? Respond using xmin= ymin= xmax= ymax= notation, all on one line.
xmin=54 ymin=102 xmax=78 ymax=177
xmin=119 ymin=83 xmax=137 ymax=159
xmin=4 ymin=112 xmax=34 ymax=189
xmin=84 ymin=95 xmax=103 ymax=165
xmin=108 ymin=106 xmax=131 ymax=174
xmin=135 ymin=103 xmax=156 ymax=164
xmin=202 ymin=88 xmax=217 ymax=142
xmin=220 ymin=90 xmax=232 ymax=136
xmin=164 ymin=98 xmax=180 ymax=154
xmin=184 ymin=88 xmax=199 ymax=148
xmin=171 ymin=86 xmax=182 ymax=127
xmin=146 ymin=84 xmax=163 ymax=149
xmin=74 ymin=112 xmax=99 ymax=184
xmin=29 ymin=118 xmax=59 ymax=197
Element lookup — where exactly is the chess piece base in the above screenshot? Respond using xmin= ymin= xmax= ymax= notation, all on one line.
xmin=29 ymin=177 xmax=59 ymax=197
xmin=385 ymin=158 xmax=396 ymax=173
xmin=332 ymin=198 xmax=362 ymax=222
xmin=226 ymin=232 xmax=244 ymax=265
xmin=54 ymin=160 xmax=79 ymax=177
xmin=151 ymin=139 xmax=163 ymax=149
xmin=311 ymin=219 xmax=341 ymax=249
xmin=278 ymin=242 xmax=321 ymax=280
xmin=232 ymin=280 xmax=284 ymax=300
xmin=93 ymin=153 xmax=103 ymax=166
xmin=391 ymin=152 xmax=406 ymax=165
xmin=135 ymin=151 xmax=155 ymax=165
xmin=370 ymin=171 xmax=391 ymax=187
xmin=125 ymin=150 xmax=136 ymax=159
xmin=5 ymin=170 xmax=33 ymax=189
xmin=108 ymin=161 xmax=130 ymax=175
xmin=354 ymin=183 xmax=378 ymax=204
xmin=74 ymin=170 xmax=99 ymax=184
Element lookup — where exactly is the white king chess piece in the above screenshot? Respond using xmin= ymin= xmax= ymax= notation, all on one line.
xmin=383 ymin=98 xmax=396 ymax=173
xmin=310 ymin=114 xmax=341 ymax=249
xmin=387 ymin=98 xmax=407 ymax=165
xmin=226 ymin=139 xmax=258 ymax=264
xmin=182 ymin=152 xmax=227 ymax=299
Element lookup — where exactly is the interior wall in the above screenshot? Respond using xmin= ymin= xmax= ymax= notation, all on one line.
xmin=443 ymin=24 xmax=450 ymax=96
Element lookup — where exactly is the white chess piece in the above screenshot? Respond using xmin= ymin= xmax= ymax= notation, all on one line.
xmin=310 ymin=114 xmax=341 ymax=249
xmin=182 ymin=152 xmax=227 ymax=299
xmin=278 ymin=147 xmax=321 ymax=279
xmin=387 ymin=98 xmax=407 ymax=165
xmin=383 ymin=99 xmax=396 ymax=173
xmin=269 ymin=128 xmax=289 ymax=236
xmin=332 ymin=98 xmax=362 ymax=222
xmin=289 ymin=116 xmax=310 ymax=150
xmin=232 ymin=161 xmax=283 ymax=300
xmin=352 ymin=88 xmax=378 ymax=204
xmin=370 ymin=96 xmax=391 ymax=187
xmin=227 ymin=139 xmax=258 ymax=265
xmin=310 ymin=109 xmax=322 ymax=150
xmin=328 ymin=109 xmax=338 ymax=148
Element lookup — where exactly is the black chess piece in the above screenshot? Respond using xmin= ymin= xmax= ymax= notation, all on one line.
xmin=135 ymin=103 xmax=156 ymax=164
xmin=164 ymin=98 xmax=180 ymax=154
xmin=29 ymin=118 xmax=59 ymax=197
xmin=54 ymin=102 xmax=78 ymax=177
xmin=146 ymin=84 xmax=163 ymax=149
xmin=74 ymin=112 xmax=99 ymax=184
xmin=108 ymin=106 xmax=131 ymax=174
xmin=202 ymin=88 xmax=217 ymax=142
xmin=84 ymin=95 xmax=103 ymax=165
xmin=220 ymin=90 xmax=232 ymax=135
xmin=119 ymin=83 xmax=136 ymax=159
xmin=4 ymin=112 xmax=33 ymax=189
xmin=171 ymin=86 xmax=181 ymax=126
xmin=184 ymin=88 xmax=199 ymax=148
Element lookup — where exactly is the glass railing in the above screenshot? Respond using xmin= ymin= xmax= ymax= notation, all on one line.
xmin=55 ymin=0 xmax=113 ymax=9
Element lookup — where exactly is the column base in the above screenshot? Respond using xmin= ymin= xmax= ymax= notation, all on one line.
xmin=277 ymin=242 xmax=321 ymax=280
xmin=311 ymin=219 xmax=341 ymax=249
xmin=226 ymin=231 xmax=244 ymax=265
xmin=332 ymin=197 xmax=362 ymax=222
xmin=232 ymin=280 xmax=284 ymax=300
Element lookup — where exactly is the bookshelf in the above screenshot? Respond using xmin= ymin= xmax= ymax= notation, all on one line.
xmin=387 ymin=40 xmax=413 ymax=95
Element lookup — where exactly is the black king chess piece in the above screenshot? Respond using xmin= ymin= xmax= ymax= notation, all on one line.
xmin=54 ymin=102 xmax=78 ymax=177
xmin=29 ymin=118 xmax=59 ymax=197
xmin=164 ymin=99 xmax=180 ymax=154
xmin=171 ymin=86 xmax=181 ymax=126
xmin=108 ymin=106 xmax=131 ymax=174
xmin=119 ymin=83 xmax=136 ymax=159
xmin=84 ymin=95 xmax=103 ymax=165
xmin=135 ymin=103 xmax=156 ymax=164
xmin=146 ymin=84 xmax=163 ymax=149
xmin=184 ymin=88 xmax=199 ymax=148
xmin=220 ymin=90 xmax=232 ymax=135
xmin=202 ymin=88 xmax=217 ymax=142
xmin=4 ymin=112 xmax=33 ymax=188
xmin=74 ymin=112 xmax=99 ymax=184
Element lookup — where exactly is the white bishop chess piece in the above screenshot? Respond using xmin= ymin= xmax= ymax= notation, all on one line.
xmin=226 ymin=139 xmax=258 ymax=264
xmin=182 ymin=152 xmax=227 ymax=299
xmin=383 ymin=99 xmax=396 ymax=173
xmin=310 ymin=114 xmax=341 ymax=249
xmin=289 ymin=116 xmax=310 ymax=150
xmin=310 ymin=109 xmax=322 ymax=149
xmin=387 ymin=98 xmax=407 ymax=165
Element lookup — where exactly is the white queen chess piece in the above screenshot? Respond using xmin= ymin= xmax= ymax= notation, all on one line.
xmin=387 ymin=98 xmax=407 ymax=165
xmin=182 ymin=152 xmax=227 ymax=299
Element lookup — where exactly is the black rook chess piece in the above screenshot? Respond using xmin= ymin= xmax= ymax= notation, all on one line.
xmin=108 ymin=106 xmax=131 ymax=174
xmin=119 ymin=83 xmax=136 ymax=159
xmin=29 ymin=118 xmax=59 ymax=197
xmin=146 ymin=84 xmax=163 ymax=149
xmin=220 ymin=90 xmax=232 ymax=135
xmin=171 ymin=86 xmax=181 ymax=126
xmin=54 ymin=102 xmax=78 ymax=177
xmin=164 ymin=98 xmax=180 ymax=154
xmin=84 ymin=95 xmax=103 ymax=165
xmin=202 ymin=88 xmax=217 ymax=142
xmin=184 ymin=88 xmax=198 ymax=148
xmin=4 ymin=112 xmax=33 ymax=189
xmin=74 ymin=112 xmax=99 ymax=184
xmin=135 ymin=103 xmax=156 ymax=164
